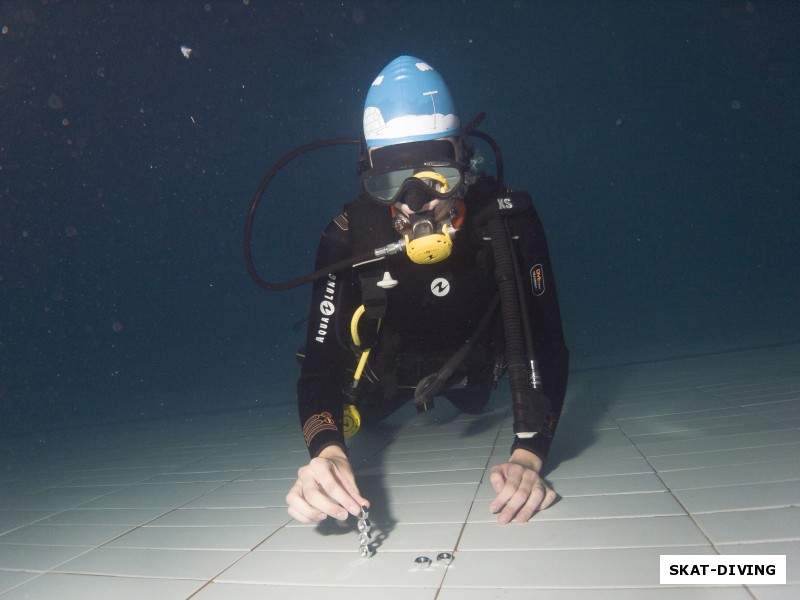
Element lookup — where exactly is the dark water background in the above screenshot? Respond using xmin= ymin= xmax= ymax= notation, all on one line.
xmin=2 ymin=0 xmax=798 ymax=433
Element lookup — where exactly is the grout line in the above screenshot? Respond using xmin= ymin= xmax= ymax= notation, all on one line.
xmin=595 ymin=393 xmax=723 ymax=555
xmin=4 ymin=347 xmax=795 ymax=596
xmin=185 ymin=578 xmax=214 ymax=599
xmin=435 ymin=405 xmax=510 ymax=598
xmin=741 ymin=586 xmax=760 ymax=600
xmin=570 ymin=340 xmax=800 ymax=373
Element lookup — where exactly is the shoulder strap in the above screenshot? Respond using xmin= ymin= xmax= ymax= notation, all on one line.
xmin=471 ymin=193 xmax=533 ymax=228
xmin=344 ymin=195 xmax=396 ymax=255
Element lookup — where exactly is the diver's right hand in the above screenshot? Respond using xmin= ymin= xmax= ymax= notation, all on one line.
xmin=286 ymin=445 xmax=369 ymax=523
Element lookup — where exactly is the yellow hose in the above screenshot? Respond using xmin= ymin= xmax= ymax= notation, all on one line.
xmin=350 ymin=305 xmax=366 ymax=347
xmin=353 ymin=348 xmax=371 ymax=380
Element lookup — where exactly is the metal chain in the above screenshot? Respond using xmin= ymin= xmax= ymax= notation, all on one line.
xmin=357 ymin=505 xmax=374 ymax=558
xmin=357 ymin=505 xmax=455 ymax=565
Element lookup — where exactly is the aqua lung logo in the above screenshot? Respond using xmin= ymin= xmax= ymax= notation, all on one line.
xmin=431 ymin=277 xmax=450 ymax=297
xmin=315 ymin=274 xmax=337 ymax=343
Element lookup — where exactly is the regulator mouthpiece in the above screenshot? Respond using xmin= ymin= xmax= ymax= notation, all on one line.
xmin=405 ymin=224 xmax=453 ymax=264
xmin=411 ymin=216 xmax=435 ymax=238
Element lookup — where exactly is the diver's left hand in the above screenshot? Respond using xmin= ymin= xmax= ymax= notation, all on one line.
xmin=489 ymin=448 xmax=556 ymax=525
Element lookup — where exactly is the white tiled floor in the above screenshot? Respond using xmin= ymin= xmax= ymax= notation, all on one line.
xmin=1 ymin=344 xmax=798 ymax=599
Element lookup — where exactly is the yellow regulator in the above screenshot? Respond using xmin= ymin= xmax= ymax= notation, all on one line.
xmin=405 ymin=224 xmax=453 ymax=264
xmin=343 ymin=403 xmax=362 ymax=439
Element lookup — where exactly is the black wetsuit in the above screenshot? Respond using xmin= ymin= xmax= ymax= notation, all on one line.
xmin=297 ymin=175 xmax=569 ymax=463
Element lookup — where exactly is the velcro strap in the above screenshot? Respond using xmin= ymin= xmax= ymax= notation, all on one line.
xmin=359 ymin=273 xmax=387 ymax=320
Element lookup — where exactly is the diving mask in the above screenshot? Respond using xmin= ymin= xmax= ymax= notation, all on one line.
xmin=362 ymin=165 xmax=463 ymax=206
xmin=361 ymin=138 xmax=466 ymax=206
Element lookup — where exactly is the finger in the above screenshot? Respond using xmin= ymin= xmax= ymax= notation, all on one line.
xmin=297 ymin=466 xmax=352 ymax=520
xmin=301 ymin=485 xmax=350 ymax=520
xmin=313 ymin=465 xmax=363 ymax=517
xmin=497 ymin=489 xmax=528 ymax=524
xmin=288 ymin=504 xmax=319 ymax=524
xmin=540 ymin=486 xmax=558 ymax=511
xmin=489 ymin=465 xmax=506 ymax=493
xmin=307 ymin=459 xmax=371 ymax=518
xmin=514 ymin=482 xmax=547 ymax=523
xmin=514 ymin=481 xmax=558 ymax=523
xmin=497 ymin=470 xmax=539 ymax=524
xmin=308 ymin=457 xmax=370 ymax=513
xmin=490 ymin=465 xmax=524 ymax=514
xmin=336 ymin=470 xmax=370 ymax=511
xmin=285 ymin=482 xmax=326 ymax=523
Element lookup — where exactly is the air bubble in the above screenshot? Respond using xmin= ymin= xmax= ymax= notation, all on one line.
xmin=48 ymin=93 xmax=64 ymax=110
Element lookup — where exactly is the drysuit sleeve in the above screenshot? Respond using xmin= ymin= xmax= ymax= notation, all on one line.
xmin=508 ymin=203 xmax=570 ymax=463
xmin=296 ymin=216 xmax=361 ymax=458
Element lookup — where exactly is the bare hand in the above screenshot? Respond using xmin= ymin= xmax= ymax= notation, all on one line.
xmin=488 ymin=449 xmax=556 ymax=524
xmin=286 ymin=445 xmax=369 ymax=523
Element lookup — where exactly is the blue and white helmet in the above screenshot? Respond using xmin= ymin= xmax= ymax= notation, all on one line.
xmin=363 ymin=56 xmax=460 ymax=149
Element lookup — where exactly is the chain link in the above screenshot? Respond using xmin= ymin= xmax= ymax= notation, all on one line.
xmin=357 ymin=505 xmax=374 ymax=558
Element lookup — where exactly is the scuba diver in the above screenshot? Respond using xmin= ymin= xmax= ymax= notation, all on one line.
xmin=262 ymin=56 xmax=569 ymax=525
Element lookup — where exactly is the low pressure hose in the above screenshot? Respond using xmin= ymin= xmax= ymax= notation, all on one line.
xmin=244 ymin=126 xmax=506 ymax=292
xmin=413 ymin=293 xmax=500 ymax=410
xmin=243 ymin=137 xmax=369 ymax=291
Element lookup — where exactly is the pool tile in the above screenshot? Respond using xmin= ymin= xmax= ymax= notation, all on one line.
xmin=442 ymin=545 xmax=716 ymax=587
xmin=0 ymin=573 xmax=205 ymax=600
xmin=105 ymin=524 xmax=282 ymax=550
xmin=673 ymin=480 xmax=800 ymax=513
xmin=694 ymin=507 xmax=800 ymax=544
xmin=53 ymin=547 xmax=246 ymax=579
xmin=2 ymin=344 xmax=796 ymax=598
xmin=217 ymin=549 xmax=447 ymax=587
xmin=458 ymin=516 xmax=708 ymax=550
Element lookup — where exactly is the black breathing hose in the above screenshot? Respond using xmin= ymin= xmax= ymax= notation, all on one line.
xmin=470 ymin=130 xmax=504 ymax=188
xmin=413 ymin=293 xmax=500 ymax=409
xmin=244 ymin=124 xmax=504 ymax=292
xmin=243 ymin=137 xmax=363 ymax=291
xmin=485 ymin=215 xmax=549 ymax=434
xmin=505 ymin=218 xmax=540 ymax=388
